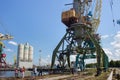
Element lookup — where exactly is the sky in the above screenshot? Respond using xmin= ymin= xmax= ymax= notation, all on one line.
xmin=0 ymin=0 xmax=120 ymax=65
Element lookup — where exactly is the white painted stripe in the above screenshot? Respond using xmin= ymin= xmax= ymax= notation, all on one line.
xmin=107 ymin=71 xmax=113 ymax=80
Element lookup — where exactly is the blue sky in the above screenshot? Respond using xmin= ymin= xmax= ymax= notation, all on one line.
xmin=0 ymin=0 xmax=120 ymax=65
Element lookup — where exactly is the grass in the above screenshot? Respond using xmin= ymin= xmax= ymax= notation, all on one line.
xmin=84 ymin=71 xmax=110 ymax=80
xmin=59 ymin=68 xmax=111 ymax=80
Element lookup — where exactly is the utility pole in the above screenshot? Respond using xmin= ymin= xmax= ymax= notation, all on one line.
xmin=14 ymin=54 xmax=16 ymax=66
xmin=39 ymin=50 xmax=41 ymax=67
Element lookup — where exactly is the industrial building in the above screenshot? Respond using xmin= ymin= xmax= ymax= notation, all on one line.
xmin=17 ymin=43 xmax=33 ymax=68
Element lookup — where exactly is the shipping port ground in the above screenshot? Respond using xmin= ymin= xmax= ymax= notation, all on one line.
xmin=1 ymin=68 xmax=120 ymax=80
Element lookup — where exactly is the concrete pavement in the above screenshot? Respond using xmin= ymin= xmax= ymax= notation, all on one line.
xmin=38 ymin=75 xmax=71 ymax=80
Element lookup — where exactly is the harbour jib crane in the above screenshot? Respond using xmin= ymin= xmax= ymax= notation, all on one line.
xmin=0 ymin=34 xmax=13 ymax=68
xmin=0 ymin=34 xmax=13 ymax=40
xmin=51 ymin=0 xmax=108 ymax=75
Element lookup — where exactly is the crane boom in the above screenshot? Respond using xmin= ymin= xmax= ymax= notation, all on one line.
xmin=92 ymin=0 xmax=102 ymax=32
xmin=62 ymin=0 xmax=102 ymax=33
xmin=0 ymin=34 xmax=13 ymax=40
xmin=72 ymin=0 xmax=102 ymax=33
xmin=0 ymin=33 xmax=13 ymax=68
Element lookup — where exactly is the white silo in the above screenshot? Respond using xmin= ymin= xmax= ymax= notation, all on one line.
xmin=17 ymin=42 xmax=34 ymax=68
xmin=28 ymin=46 xmax=33 ymax=62
xmin=18 ymin=44 xmax=24 ymax=61
xmin=24 ymin=43 xmax=29 ymax=61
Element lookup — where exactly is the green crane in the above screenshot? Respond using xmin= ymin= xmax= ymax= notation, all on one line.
xmin=51 ymin=0 xmax=108 ymax=75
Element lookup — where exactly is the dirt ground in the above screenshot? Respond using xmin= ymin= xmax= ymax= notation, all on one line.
xmin=0 ymin=69 xmax=111 ymax=80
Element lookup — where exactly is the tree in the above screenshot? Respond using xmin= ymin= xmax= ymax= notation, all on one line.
xmin=109 ymin=60 xmax=120 ymax=67
xmin=109 ymin=60 xmax=115 ymax=67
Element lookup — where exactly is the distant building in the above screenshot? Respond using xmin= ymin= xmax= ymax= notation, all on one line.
xmin=17 ymin=43 xmax=33 ymax=68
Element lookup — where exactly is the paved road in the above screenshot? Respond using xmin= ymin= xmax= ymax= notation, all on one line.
xmin=115 ymin=68 xmax=120 ymax=75
xmin=38 ymin=75 xmax=71 ymax=80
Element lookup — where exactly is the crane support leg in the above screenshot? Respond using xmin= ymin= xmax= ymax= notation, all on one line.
xmin=51 ymin=32 xmax=68 ymax=68
xmin=86 ymin=29 xmax=108 ymax=75
xmin=51 ymin=24 xmax=109 ymax=76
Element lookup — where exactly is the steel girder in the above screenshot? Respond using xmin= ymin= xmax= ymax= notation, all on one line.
xmin=51 ymin=24 xmax=108 ymax=75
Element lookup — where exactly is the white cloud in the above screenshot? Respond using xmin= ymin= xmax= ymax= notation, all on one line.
xmin=70 ymin=55 xmax=76 ymax=61
xmin=111 ymin=31 xmax=120 ymax=49
xmin=101 ymin=35 xmax=109 ymax=39
xmin=40 ymin=55 xmax=77 ymax=66
xmin=111 ymin=41 xmax=120 ymax=49
xmin=47 ymin=55 xmax=51 ymax=58
xmin=8 ymin=41 xmax=18 ymax=46
xmin=85 ymin=59 xmax=96 ymax=64
xmin=106 ymin=31 xmax=120 ymax=60
xmin=4 ymin=48 xmax=13 ymax=52
xmin=41 ymin=59 xmax=48 ymax=65
xmin=103 ymin=48 xmax=113 ymax=56
xmin=103 ymin=48 xmax=114 ymax=61
xmin=114 ymin=49 xmax=120 ymax=58
xmin=40 ymin=55 xmax=51 ymax=65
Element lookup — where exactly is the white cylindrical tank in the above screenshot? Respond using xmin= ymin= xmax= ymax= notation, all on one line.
xmin=18 ymin=44 xmax=24 ymax=61
xmin=24 ymin=43 xmax=29 ymax=61
xmin=28 ymin=46 xmax=33 ymax=62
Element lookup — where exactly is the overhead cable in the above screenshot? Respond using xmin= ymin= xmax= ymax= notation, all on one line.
xmin=109 ymin=0 xmax=115 ymax=27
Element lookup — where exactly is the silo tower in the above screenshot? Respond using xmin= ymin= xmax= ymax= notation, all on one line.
xmin=17 ymin=43 xmax=33 ymax=68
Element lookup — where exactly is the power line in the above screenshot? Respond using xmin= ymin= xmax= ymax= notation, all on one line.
xmin=109 ymin=0 xmax=115 ymax=27
xmin=0 ymin=20 xmax=10 ymax=34
xmin=0 ymin=19 xmax=14 ymax=40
